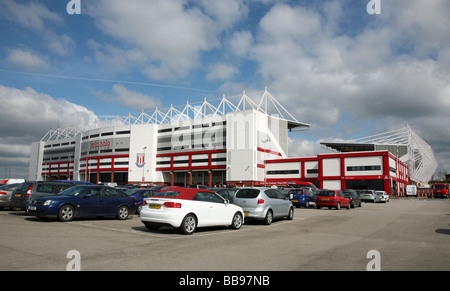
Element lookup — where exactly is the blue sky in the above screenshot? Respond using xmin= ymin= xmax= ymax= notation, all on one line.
xmin=1 ymin=0 xmax=450 ymax=178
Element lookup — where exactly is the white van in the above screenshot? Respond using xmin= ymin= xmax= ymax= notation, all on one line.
xmin=406 ymin=185 xmax=417 ymax=197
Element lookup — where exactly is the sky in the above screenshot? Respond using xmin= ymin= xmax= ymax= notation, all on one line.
xmin=0 ymin=0 xmax=449 ymax=179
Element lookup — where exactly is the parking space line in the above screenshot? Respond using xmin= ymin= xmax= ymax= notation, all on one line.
xmin=68 ymin=221 xmax=185 ymax=240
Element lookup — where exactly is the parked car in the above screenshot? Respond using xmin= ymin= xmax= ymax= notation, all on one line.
xmin=316 ymin=189 xmax=350 ymax=210
xmin=285 ymin=187 xmax=317 ymax=208
xmin=0 ymin=183 xmax=20 ymax=209
xmin=358 ymin=190 xmax=379 ymax=203
xmin=376 ymin=191 xmax=389 ymax=203
xmin=9 ymin=181 xmax=75 ymax=210
xmin=212 ymin=188 xmax=238 ymax=203
xmin=140 ymin=188 xmax=244 ymax=234
xmin=342 ymin=189 xmax=362 ymax=208
xmin=233 ymin=187 xmax=294 ymax=225
xmin=125 ymin=188 xmax=159 ymax=213
xmin=26 ymin=185 xmax=137 ymax=222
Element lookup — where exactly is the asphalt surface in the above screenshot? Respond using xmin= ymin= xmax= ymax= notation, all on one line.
xmin=0 ymin=198 xmax=449 ymax=271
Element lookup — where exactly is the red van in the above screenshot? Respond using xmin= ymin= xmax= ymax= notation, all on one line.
xmin=316 ymin=190 xmax=350 ymax=210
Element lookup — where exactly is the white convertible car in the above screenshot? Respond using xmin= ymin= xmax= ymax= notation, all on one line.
xmin=140 ymin=187 xmax=244 ymax=234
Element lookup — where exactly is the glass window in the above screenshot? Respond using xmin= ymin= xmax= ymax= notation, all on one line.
xmin=236 ymin=189 xmax=260 ymax=198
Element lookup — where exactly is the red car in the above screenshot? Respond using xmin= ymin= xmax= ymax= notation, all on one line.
xmin=316 ymin=190 xmax=350 ymax=210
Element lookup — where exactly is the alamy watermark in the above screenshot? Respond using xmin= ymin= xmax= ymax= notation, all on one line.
xmin=366 ymin=0 xmax=381 ymax=15
xmin=66 ymin=0 xmax=81 ymax=15
xmin=67 ymin=1 xmax=380 ymax=16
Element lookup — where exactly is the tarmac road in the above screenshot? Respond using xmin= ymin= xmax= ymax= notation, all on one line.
xmin=0 ymin=198 xmax=449 ymax=271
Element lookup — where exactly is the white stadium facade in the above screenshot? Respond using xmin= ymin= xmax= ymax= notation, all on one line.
xmin=29 ymin=89 xmax=437 ymax=196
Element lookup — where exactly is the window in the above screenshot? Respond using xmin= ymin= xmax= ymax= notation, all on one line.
xmin=267 ymin=170 xmax=299 ymax=175
xmin=37 ymin=184 xmax=53 ymax=193
xmin=193 ymin=192 xmax=224 ymax=203
xmin=236 ymin=189 xmax=260 ymax=198
xmin=346 ymin=165 xmax=381 ymax=171
xmin=265 ymin=189 xmax=285 ymax=199
xmin=104 ymin=188 xmax=120 ymax=197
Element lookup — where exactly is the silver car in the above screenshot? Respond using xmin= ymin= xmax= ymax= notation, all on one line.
xmin=0 ymin=183 xmax=20 ymax=209
xmin=233 ymin=187 xmax=294 ymax=225
xmin=359 ymin=190 xmax=380 ymax=203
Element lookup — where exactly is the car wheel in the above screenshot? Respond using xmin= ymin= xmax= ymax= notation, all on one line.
xmin=230 ymin=212 xmax=243 ymax=229
xmin=264 ymin=210 xmax=273 ymax=225
xmin=180 ymin=214 xmax=197 ymax=234
xmin=336 ymin=202 xmax=340 ymax=210
xmin=287 ymin=207 xmax=294 ymax=220
xmin=346 ymin=203 xmax=350 ymax=210
xmin=117 ymin=206 xmax=129 ymax=220
xmin=305 ymin=201 xmax=309 ymax=208
xmin=58 ymin=205 xmax=74 ymax=222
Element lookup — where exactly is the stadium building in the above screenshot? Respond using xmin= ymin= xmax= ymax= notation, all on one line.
xmin=29 ymin=90 xmax=436 ymax=196
xmin=29 ymin=89 xmax=309 ymax=186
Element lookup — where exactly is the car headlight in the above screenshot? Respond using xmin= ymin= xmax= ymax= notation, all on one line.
xmin=43 ymin=200 xmax=53 ymax=206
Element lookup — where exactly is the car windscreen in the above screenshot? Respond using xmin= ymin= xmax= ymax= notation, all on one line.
xmin=318 ymin=191 xmax=335 ymax=197
xmin=235 ymin=189 xmax=260 ymax=198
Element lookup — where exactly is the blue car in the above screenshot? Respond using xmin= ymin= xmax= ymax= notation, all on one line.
xmin=285 ymin=188 xmax=317 ymax=208
xmin=26 ymin=185 xmax=137 ymax=222
xmin=124 ymin=188 xmax=158 ymax=213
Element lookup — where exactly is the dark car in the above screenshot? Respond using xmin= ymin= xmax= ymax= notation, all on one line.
xmin=342 ymin=189 xmax=362 ymax=208
xmin=285 ymin=187 xmax=317 ymax=208
xmin=26 ymin=185 xmax=137 ymax=222
xmin=9 ymin=181 xmax=75 ymax=210
xmin=213 ymin=188 xmax=238 ymax=203
xmin=125 ymin=188 xmax=158 ymax=213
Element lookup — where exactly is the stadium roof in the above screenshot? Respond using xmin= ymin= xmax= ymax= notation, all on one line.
xmin=321 ymin=126 xmax=437 ymax=183
xmin=41 ymin=88 xmax=309 ymax=141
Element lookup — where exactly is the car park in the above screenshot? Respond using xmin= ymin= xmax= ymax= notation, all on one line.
xmin=0 ymin=183 xmax=20 ymax=209
xmin=9 ymin=181 xmax=75 ymax=210
xmin=233 ymin=187 xmax=294 ymax=225
xmin=316 ymin=189 xmax=350 ymax=210
xmin=26 ymin=185 xmax=137 ymax=222
xmin=285 ymin=187 xmax=317 ymax=208
xmin=342 ymin=189 xmax=362 ymax=208
xmin=358 ymin=190 xmax=379 ymax=203
xmin=140 ymin=188 xmax=244 ymax=234
xmin=125 ymin=188 xmax=159 ymax=213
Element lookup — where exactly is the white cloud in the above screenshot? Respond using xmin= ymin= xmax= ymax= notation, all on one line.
xmin=6 ymin=48 xmax=49 ymax=72
xmin=206 ymin=63 xmax=237 ymax=81
xmin=87 ymin=0 xmax=219 ymax=80
xmin=0 ymin=0 xmax=75 ymax=57
xmin=0 ymin=0 xmax=63 ymax=32
xmin=0 ymin=85 xmax=98 ymax=177
xmin=243 ymin=1 xmax=450 ymax=172
xmin=111 ymin=84 xmax=162 ymax=110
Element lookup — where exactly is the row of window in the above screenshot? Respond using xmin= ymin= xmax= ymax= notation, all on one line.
xmin=157 ymin=121 xmax=226 ymax=133
xmin=81 ymin=130 xmax=130 ymax=140
xmin=267 ymin=165 xmax=383 ymax=176
xmin=156 ymin=157 xmax=226 ymax=165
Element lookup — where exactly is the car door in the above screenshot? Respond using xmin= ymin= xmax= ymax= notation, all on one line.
xmin=103 ymin=187 xmax=123 ymax=215
xmin=77 ymin=187 xmax=104 ymax=216
xmin=265 ymin=189 xmax=284 ymax=218
xmin=193 ymin=191 xmax=230 ymax=226
xmin=337 ymin=191 xmax=348 ymax=207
